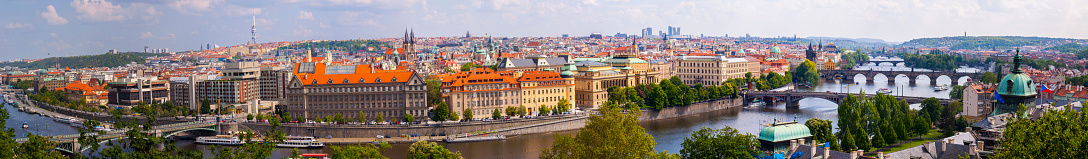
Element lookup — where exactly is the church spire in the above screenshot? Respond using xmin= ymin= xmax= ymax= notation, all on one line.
xmin=1012 ymin=48 xmax=1023 ymax=74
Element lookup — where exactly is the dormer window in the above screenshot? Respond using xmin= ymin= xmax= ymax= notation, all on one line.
xmin=312 ymin=80 xmax=318 ymax=84
xmin=328 ymin=79 xmax=333 ymax=84
xmin=392 ymin=77 xmax=398 ymax=82
xmin=359 ymin=78 xmax=366 ymax=83
xmin=343 ymin=78 xmax=349 ymax=83
xmin=375 ymin=78 xmax=381 ymax=83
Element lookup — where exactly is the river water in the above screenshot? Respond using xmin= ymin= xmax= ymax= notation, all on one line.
xmin=4 ymin=63 xmax=980 ymax=159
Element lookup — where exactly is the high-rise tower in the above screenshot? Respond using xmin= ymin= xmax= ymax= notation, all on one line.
xmin=251 ymin=15 xmax=257 ymax=44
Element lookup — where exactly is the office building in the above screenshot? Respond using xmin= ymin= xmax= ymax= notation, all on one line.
xmin=284 ymin=62 xmax=428 ymax=121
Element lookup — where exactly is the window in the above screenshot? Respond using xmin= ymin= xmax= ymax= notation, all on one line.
xmin=343 ymin=79 xmax=349 ymax=83
xmin=392 ymin=77 xmax=398 ymax=82
xmin=328 ymin=79 xmax=333 ymax=84
xmin=312 ymin=80 xmax=318 ymax=84
xmin=359 ymin=78 xmax=366 ymax=83
xmin=375 ymin=78 xmax=382 ymax=83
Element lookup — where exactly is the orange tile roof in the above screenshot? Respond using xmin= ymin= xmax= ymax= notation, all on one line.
xmin=292 ymin=62 xmax=416 ymax=86
xmin=518 ymin=71 xmax=565 ymax=82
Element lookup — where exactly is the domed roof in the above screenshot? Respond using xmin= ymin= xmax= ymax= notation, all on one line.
xmin=757 ymin=122 xmax=812 ymax=142
xmin=560 ymin=70 xmax=574 ymax=77
xmin=770 ymin=46 xmax=782 ymax=53
xmin=998 ymin=53 xmax=1036 ymax=96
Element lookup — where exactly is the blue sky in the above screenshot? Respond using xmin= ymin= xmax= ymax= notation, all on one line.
xmin=2 ymin=0 xmax=1087 ymax=60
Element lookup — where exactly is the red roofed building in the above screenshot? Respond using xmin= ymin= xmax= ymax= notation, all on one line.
xmin=57 ymin=80 xmax=108 ymax=105
xmin=284 ymin=62 xmax=428 ymax=121
xmin=441 ymin=68 xmax=521 ymax=119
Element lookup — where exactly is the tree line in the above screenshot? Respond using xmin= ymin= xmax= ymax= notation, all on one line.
xmin=829 ymin=93 xmax=967 ymax=152
xmin=839 ymin=51 xmax=869 ymax=70
xmin=275 ymin=40 xmax=386 ymax=53
xmin=0 ymin=53 xmax=166 ymax=69
xmin=606 ymin=76 xmax=740 ymax=110
xmin=899 ymin=52 xmax=980 ymax=71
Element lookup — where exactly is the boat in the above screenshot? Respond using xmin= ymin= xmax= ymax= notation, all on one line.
xmin=877 ymin=88 xmax=892 ymax=94
xmin=276 ymin=136 xmax=325 ymax=148
xmin=22 ymin=122 xmax=28 ymax=129
xmin=934 ymin=85 xmax=949 ymax=91
xmin=446 ymin=135 xmax=506 ymax=143
xmin=748 ymin=99 xmax=766 ymax=107
xmin=289 ymin=154 xmax=331 ymax=159
xmin=195 ymin=135 xmax=245 ymax=146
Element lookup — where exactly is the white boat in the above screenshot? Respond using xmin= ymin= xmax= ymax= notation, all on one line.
xmin=276 ymin=136 xmax=325 ymax=148
xmin=748 ymin=100 xmax=766 ymax=107
xmin=21 ymin=122 xmax=28 ymax=129
xmin=196 ymin=135 xmax=245 ymax=146
xmin=934 ymin=85 xmax=949 ymax=91
xmin=877 ymin=88 xmax=892 ymax=94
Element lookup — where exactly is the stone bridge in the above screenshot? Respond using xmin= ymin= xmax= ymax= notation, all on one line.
xmin=15 ymin=121 xmax=218 ymax=154
xmin=821 ymin=69 xmax=981 ymax=85
xmin=743 ymin=91 xmax=954 ymax=108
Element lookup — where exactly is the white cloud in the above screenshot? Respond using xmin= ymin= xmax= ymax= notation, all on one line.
xmin=337 ymin=11 xmax=379 ymax=26
xmin=50 ymin=33 xmax=57 ymax=37
xmin=40 ymin=5 xmax=69 ymax=25
xmin=298 ymin=11 xmax=314 ymax=20
xmin=4 ymin=23 xmax=32 ymax=29
xmin=294 ymin=26 xmax=314 ymax=37
xmin=170 ymin=0 xmax=219 ymax=16
xmin=70 ymin=0 xmax=162 ymax=23
xmin=140 ymin=32 xmax=153 ymax=39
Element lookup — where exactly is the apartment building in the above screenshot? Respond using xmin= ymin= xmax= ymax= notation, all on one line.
xmin=441 ymin=68 xmax=522 ymax=120
xmin=675 ymin=56 xmax=758 ymax=86
xmin=518 ymin=71 xmax=574 ymax=113
xmin=107 ymin=76 xmax=170 ymax=106
xmin=572 ymin=46 xmax=664 ymax=109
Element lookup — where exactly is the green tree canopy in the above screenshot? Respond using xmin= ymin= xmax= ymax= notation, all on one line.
xmin=540 ymin=108 xmax=658 ymax=159
xmin=679 ymin=127 xmax=759 ymax=159
xmin=408 ymin=140 xmax=464 ymax=159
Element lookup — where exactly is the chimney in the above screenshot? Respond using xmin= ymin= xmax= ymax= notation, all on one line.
xmin=810 ymin=140 xmax=817 ymax=158
xmin=790 ymin=140 xmax=798 ymax=152
xmin=977 ymin=141 xmax=985 ymax=151
xmin=849 ymin=151 xmax=857 ymax=159
xmin=878 ymin=152 xmax=885 ymax=159
xmin=969 ymin=142 xmax=978 ymax=155
xmin=799 ymin=139 xmax=806 ymax=146
xmin=940 ymin=140 xmax=947 ymax=152
xmin=856 ymin=150 xmax=864 ymax=158
xmin=823 ymin=146 xmax=830 ymax=159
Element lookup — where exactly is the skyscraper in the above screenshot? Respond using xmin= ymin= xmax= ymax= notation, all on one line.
xmin=667 ymin=26 xmax=681 ymax=36
xmin=642 ymin=27 xmax=652 ymax=38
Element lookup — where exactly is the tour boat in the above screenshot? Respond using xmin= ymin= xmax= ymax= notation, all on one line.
xmin=276 ymin=136 xmax=325 ymax=148
xmin=195 ymin=135 xmax=245 ymax=146
xmin=877 ymin=88 xmax=892 ymax=94
xmin=934 ymin=85 xmax=949 ymax=91
xmin=288 ymin=154 xmax=330 ymax=159
xmin=21 ymin=122 xmax=28 ymax=129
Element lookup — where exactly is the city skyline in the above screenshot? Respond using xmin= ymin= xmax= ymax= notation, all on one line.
xmin=2 ymin=0 xmax=1088 ymax=60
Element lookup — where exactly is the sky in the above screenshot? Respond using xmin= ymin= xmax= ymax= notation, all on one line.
xmin=1 ymin=0 xmax=1087 ymax=60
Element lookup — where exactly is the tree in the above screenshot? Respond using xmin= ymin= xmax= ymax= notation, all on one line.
xmin=326 ymin=115 xmax=335 ymax=124
xmin=981 ymin=72 xmax=1000 ymax=83
xmin=792 ymin=59 xmax=820 ymax=84
xmin=335 ymin=114 xmax=345 ymax=124
xmin=678 ymin=127 xmax=759 ymax=159
xmin=463 ymin=108 xmax=473 ymax=120
xmin=405 ymin=114 xmax=415 ymax=123
xmin=408 ymin=140 xmax=464 ymax=159
xmin=949 ymin=85 xmax=967 ymax=100
xmin=16 ymin=135 xmax=65 ymax=159
xmin=432 ymin=102 xmax=450 ymax=121
xmin=283 ymin=112 xmax=293 ymax=122
xmin=804 ymin=118 xmax=838 ymax=151
xmin=538 ymin=105 xmax=550 ymax=116
xmin=871 ymin=129 xmax=886 ymax=149
xmin=256 ymin=113 xmax=265 ymax=121
xmin=492 ymin=108 xmax=502 ymax=120
xmin=330 ymin=142 xmax=391 ymax=159
xmin=506 ymin=106 xmax=518 ymax=117
xmin=839 ymin=129 xmax=856 ymax=151
xmin=921 ymin=98 xmax=943 ymax=122
xmin=541 ymin=108 xmax=658 ymax=159
xmin=460 ymin=63 xmax=479 ymax=71
xmin=517 ymin=105 xmax=528 ymax=117
xmin=449 ymin=110 xmax=460 ymax=122
xmin=995 ymin=108 xmax=1088 ymax=158
xmin=246 ymin=114 xmax=255 ymax=120
xmin=426 ymin=80 xmax=443 ymax=106
xmin=200 ymin=99 xmax=211 ymax=114
xmin=376 ymin=112 xmax=385 ymax=123
xmin=557 ymin=99 xmax=571 ymax=114
xmin=359 ymin=111 xmax=367 ymax=123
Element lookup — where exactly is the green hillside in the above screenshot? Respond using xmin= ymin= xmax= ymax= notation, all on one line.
xmin=899 ymin=36 xmax=1078 ymax=50
xmin=1045 ymin=43 xmax=1088 ymax=53
xmin=0 ymin=52 xmax=167 ymax=69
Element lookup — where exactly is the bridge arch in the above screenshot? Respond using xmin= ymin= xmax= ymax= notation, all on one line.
xmin=161 ymin=127 xmax=218 ymax=139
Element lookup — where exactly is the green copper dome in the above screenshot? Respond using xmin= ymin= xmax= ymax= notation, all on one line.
xmin=998 ymin=53 xmax=1036 ymax=97
xmin=770 ymin=46 xmax=782 ymax=54
xmin=757 ymin=122 xmax=812 ymax=142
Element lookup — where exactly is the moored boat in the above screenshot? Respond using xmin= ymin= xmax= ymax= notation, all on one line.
xmin=195 ymin=135 xmax=245 ymax=146
xmin=276 ymin=136 xmax=325 ymax=148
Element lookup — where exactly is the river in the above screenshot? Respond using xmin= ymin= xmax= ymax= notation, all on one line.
xmin=4 ymin=63 xmax=979 ymax=159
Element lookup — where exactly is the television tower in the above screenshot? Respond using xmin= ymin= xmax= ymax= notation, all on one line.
xmin=251 ymin=15 xmax=257 ymax=44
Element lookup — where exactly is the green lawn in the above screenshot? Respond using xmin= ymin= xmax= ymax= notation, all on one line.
xmin=883 ymin=130 xmax=945 ymax=153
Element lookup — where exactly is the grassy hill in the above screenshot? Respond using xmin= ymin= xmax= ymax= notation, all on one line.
xmin=0 ymin=52 xmax=167 ymax=69
xmin=899 ymin=36 xmax=1081 ymax=50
